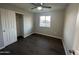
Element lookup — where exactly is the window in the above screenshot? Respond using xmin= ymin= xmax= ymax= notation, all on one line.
xmin=40 ymin=16 xmax=51 ymax=27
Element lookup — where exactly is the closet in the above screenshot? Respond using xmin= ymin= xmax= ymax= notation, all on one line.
xmin=16 ymin=13 xmax=24 ymax=39
xmin=0 ymin=8 xmax=17 ymax=47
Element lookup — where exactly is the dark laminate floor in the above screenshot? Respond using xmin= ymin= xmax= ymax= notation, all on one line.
xmin=0 ymin=33 xmax=65 ymax=55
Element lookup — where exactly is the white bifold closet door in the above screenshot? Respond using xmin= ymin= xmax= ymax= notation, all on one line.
xmin=0 ymin=8 xmax=17 ymax=46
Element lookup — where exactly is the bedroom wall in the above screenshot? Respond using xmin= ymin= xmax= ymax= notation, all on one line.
xmin=23 ymin=12 xmax=33 ymax=37
xmin=63 ymin=4 xmax=78 ymax=54
xmin=33 ymin=10 xmax=65 ymax=39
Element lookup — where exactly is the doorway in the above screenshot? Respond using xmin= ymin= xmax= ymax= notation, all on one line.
xmin=16 ymin=13 xmax=24 ymax=40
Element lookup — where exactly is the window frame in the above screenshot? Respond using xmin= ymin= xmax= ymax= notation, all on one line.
xmin=39 ymin=15 xmax=51 ymax=28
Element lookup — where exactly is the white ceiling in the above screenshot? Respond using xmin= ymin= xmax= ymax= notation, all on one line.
xmin=8 ymin=3 xmax=68 ymax=13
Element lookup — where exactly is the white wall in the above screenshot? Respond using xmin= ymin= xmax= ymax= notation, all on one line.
xmin=63 ymin=4 xmax=78 ymax=54
xmin=24 ymin=12 xmax=33 ymax=38
xmin=33 ymin=10 xmax=65 ymax=39
xmin=73 ymin=5 xmax=79 ymax=54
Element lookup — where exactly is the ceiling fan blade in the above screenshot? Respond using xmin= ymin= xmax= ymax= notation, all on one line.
xmin=31 ymin=3 xmax=41 ymax=6
xmin=42 ymin=6 xmax=51 ymax=8
xmin=31 ymin=3 xmax=51 ymax=10
xmin=31 ymin=7 xmax=37 ymax=9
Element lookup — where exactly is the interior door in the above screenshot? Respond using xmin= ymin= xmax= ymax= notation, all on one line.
xmin=0 ymin=8 xmax=9 ymax=46
xmin=7 ymin=10 xmax=17 ymax=44
xmin=1 ymin=8 xmax=17 ymax=46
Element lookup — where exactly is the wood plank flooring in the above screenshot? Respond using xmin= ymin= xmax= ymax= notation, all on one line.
xmin=0 ymin=33 xmax=65 ymax=55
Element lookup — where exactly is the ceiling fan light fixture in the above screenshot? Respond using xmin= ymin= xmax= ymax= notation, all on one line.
xmin=37 ymin=6 xmax=42 ymax=10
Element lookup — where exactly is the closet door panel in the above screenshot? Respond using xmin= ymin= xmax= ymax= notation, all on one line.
xmin=0 ymin=9 xmax=9 ymax=46
xmin=7 ymin=10 xmax=17 ymax=44
xmin=0 ymin=8 xmax=17 ymax=46
xmin=7 ymin=10 xmax=12 ymax=45
xmin=11 ymin=10 xmax=17 ymax=43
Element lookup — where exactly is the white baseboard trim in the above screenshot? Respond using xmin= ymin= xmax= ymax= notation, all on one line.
xmin=62 ymin=40 xmax=68 ymax=55
xmin=34 ymin=32 xmax=63 ymax=40
xmin=24 ymin=33 xmax=33 ymax=38
xmin=62 ymin=40 xmax=71 ymax=55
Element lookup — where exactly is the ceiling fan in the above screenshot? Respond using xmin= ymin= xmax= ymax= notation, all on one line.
xmin=31 ymin=3 xmax=51 ymax=10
